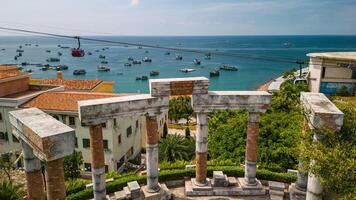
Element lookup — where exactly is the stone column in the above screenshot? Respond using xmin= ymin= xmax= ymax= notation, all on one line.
xmin=146 ymin=115 xmax=160 ymax=192
xmin=21 ymin=141 xmax=45 ymax=200
xmin=195 ymin=112 xmax=208 ymax=186
xmin=244 ymin=112 xmax=260 ymax=185
xmin=89 ymin=124 xmax=107 ymax=200
xmin=44 ymin=158 xmax=66 ymax=200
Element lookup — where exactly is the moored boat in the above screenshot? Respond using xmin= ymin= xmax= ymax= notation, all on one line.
xmin=176 ymin=55 xmax=183 ymax=60
xmin=73 ymin=69 xmax=86 ymax=75
xmin=99 ymin=55 xmax=106 ymax=59
xmin=132 ymin=60 xmax=142 ymax=64
xmin=193 ymin=59 xmax=201 ymax=65
xmin=142 ymin=57 xmax=152 ymax=62
xmin=150 ymin=71 xmax=159 ymax=76
xmin=98 ymin=65 xmax=110 ymax=72
xmin=180 ymin=68 xmax=195 ymax=73
xmin=210 ymin=69 xmax=220 ymax=77
xmin=124 ymin=63 xmax=132 ymax=67
xmin=220 ymin=65 xmax=238 ymax=71
xmin=46 ymin=58 xmax=60 ymax=62
xmin=101 ymin=60 xmax=108 ymax=64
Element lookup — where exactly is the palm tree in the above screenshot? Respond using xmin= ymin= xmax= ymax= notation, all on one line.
xmin=0 ymin=181 xmax=25 ymax=200
xmin=159 ymin=134 xmax=195 ymax=162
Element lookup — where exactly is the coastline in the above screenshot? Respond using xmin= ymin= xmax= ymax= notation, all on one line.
xmin=256 ymin=79 xmax=274 ymax=91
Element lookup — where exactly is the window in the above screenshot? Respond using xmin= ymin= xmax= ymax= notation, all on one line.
xmin=53 ymin=115 xmax=59 ymax=120
xmin=136 ymin=120 xmax=139 ymax=128
xmin=0 ymin=132 xmax=8 ymax=141
xmin=75 ymin=137 xmax=78 ymax=148
xmin=113 ymin=118 xmax=117 ymax=127
xmin=12 ymin=134 xmax=19 ymax=143
xmin=118 ymin=135 xmax=122 ymax=144
xmin=105 ymin=165 xmax=109 ymax=173
xmin=83 ymin=138 xmax=90 ymax=148
xmin=103 ymin=140 xmax=109 ymax=150
xmin=84 ymin=163 xmax=92 ymax=172
xmin=352 ymin=69 xmax=356 ymax=79
xmin=321 ymin=67 xmax=326 ymax=78
xmin=126 ymin=126 xmax=132 ymax=137
xmin=102 ymin=123 xmax=106 ymax=128
xmin=0 ymin=113 xmax=2 ymax=121
xmin=61 ymin=115 xmax=66 ymax=124
xmin=69 ymin=116 xmax=76 ymax=126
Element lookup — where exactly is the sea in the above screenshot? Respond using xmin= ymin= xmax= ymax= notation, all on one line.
xmin=0 ymin=35 xmax=355 ymax=93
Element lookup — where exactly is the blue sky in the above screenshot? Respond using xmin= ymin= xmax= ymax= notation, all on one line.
xmin=0 ymin=0 xmax=355 ymax=36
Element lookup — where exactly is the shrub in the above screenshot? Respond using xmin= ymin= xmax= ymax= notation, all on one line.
xmin=0 ymin=181 xmax=26 ymax=200
xmin=65 ymin=179 xmax=90 ymax=195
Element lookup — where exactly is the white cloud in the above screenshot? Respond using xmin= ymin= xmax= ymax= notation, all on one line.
xmin=131 ymin=0 xmax=140 ymax=6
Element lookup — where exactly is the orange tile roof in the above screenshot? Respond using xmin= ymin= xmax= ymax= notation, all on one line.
xmin=0 ymin=71 xmax=26 ymax=79
xmin=21 ymin=91 xmax=132 ymax=112
xmin=36 ymin=79 xmax=103 ymax=91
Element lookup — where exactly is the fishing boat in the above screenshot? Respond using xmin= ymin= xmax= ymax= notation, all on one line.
xmin=95 ymin=50 xmax=100 ymax=52
xmin=128 ymin=57 xmax=134 ymax=61
xmin=99 ymin=55 xmax=106 ymax=59
xmin=19 ymin=45 xmax=22 ymax=49
xmin=88 ymin=52 xmax=92 ymax=55
xmin=46 ymin=58 xmax=60 ymax=62
xmin=18 ymin=53 xmax=22 ymax=57
xmin=220 ymin=65 xmax=238 ymax=71
xmin=1 ymin=48 xmax=5 ymax=51
xmin=210 ymin=69 xmax=220 ymax=77
xmin=124 ymin=63 xmax=132 ymax=67
xmin=73 ymin=69 xmax=86 ymax=75
xmin=60 ymin=46 xmax=70 ymax=49
xmin=132 ymin=60 xmax=142 ymax=64
xmin=136 ymin=76 xmax=142 ymax=80
xmin=150 ymin=71 xmax=159 ymax=76
xmin=145 ymin=50 xmax=149 ymax=53
xmin=98 ymin=66 xmax=110 ymax=72
xmin=14 ymin=56 xmax=18 ymax=60
xmin=193 ymin=59 xmax=201 ymax=65
xmin=101 ymin=60 xmax=108 ymax=64
xmin=41 ymin=67 xmax=49 ymax=71
xmin=21 ymin=62 xmax=29 ymax=66
xmin=142 ymin=57 xmax=152 ymax=62
xmin=141 ymin=76 xmax=148 ymax=80
xmin=165 ymin=51 xmax=170 ymax=55
xmin=138 ymin=46 xmax=143 ymax=49
xmin=16 ymin=49 xmax=24 ymax=53
xmin=35 ymin=44 xmax=39 ymax=47
xmin=57 ymin=45 xmax=61 ymax=47
xmin=26 ymin=69 xmax=33 ymax=73
xmin=205 ymin=52 xmax=211 ymax=60
xmin=176 ymin=55 xmax=183 ymax=60
xmin=56 ymin=65 xmax=68 ymax=71
xmin=180 ymin=68 xmax=195 ymax=73
xmin=58 ymin=52 xmax=62 ymax=56
xmin=45 ymin=50 xmax=51 ymax=53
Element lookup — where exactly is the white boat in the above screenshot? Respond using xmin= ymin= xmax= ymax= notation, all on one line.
xmin=180 ymin=68 xmax=195 ymax=73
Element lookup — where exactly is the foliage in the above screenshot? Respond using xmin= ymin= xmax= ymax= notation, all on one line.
xmin=0 ymin=153 xmax=13 ymax=181
xmin=158 ymin=134 xmax=195 ymax=162
xmin=65 ymin=179 xmax=90 ymax=195
xmin=162 ymin=122 xmax=168 ymax=138
xmin=0 ymin=181 xmax=25 ymax=200
xmin=301 ymin=97 xmax=356 ymax=199
xmin=64 ymin=150 xmax=84 ymax=180
xmin=335 ymin=85 xmax=351 ymax=96
xmin=66 ymin=166 xmax=296 ymax=200
xmin=271 ymin=81 xmax=308 ymax=112
xmin=159 ymin=159 xmax=237 ymax=170
xmin=185 ymin=127 xmax=190 ymax=138
xmin=168 ymin=96 xmax=194 ymax=125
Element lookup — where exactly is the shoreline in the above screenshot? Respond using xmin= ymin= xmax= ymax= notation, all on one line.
xmin=256 ymin=79 xmax=274 ymax=91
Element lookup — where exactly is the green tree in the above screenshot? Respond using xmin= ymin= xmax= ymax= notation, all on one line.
xmin=0 ymin=181 xmax=25 ymax=200
xmin=0 ymin=153 xmax=13 ymax=181
xmin=64 ymin=151 xmax=83 ymax=180
xmin=162 ymin=122 xmax=168 ymax=138
xmin=159 ymin=134 xmax=195 ymax=162
xmin=168 ymin=96 xmax=194 ymax=126
xmin=301 ymin=97 xmax=356 ymax=199
xmin=271 ymin=81 xmax=308 ymax=112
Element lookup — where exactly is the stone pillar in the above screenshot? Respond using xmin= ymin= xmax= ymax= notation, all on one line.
xmin=44 ymin=158 xmax=66 ymax=200
xmin=306 ymin=133 xmax=323 ymax=200
xmin=244 ymin=112 xmax=260 ymax=185
xmin=21 ymin=141 xmax=45 ymax=200
xmin=146 ymin=115 xmax=160 ymax=192
xmin=195 ymin=112 xmax=208 ymax=186
xmin=89 ymin=124 xmax=107 ymax=200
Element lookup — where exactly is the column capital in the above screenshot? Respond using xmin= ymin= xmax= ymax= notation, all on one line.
xmin=248 ymin=112 xmax=260 ymax=123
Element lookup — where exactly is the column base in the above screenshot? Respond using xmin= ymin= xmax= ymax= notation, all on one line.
xmin=289 ymin=183 xmax=307 ymax=200
xmin=238 ymin=177 xmax=265 ymax=196
xmin=114 ymin=181 xmax=171 ymax=200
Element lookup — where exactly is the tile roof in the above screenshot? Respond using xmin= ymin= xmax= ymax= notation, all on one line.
xmin=0 ymin=71 xmax=27 ymax=79
xmin=21 ymin=91 xmax=132 ymax=112
xmin=36 ymin=79 xmax=103 ymax=90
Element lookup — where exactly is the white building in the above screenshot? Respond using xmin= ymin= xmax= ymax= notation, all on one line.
xmin=307 ymin=52 xmax=356 ymax=95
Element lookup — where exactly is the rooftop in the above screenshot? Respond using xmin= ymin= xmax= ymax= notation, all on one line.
xmin=307 ymin=52 xmax=356 ymax=62
xmin=0 ymin=71 xmax=27 ymax=79
xmin=21 ymin=91 xmax=132 ymax=112
xmin=0 ymin=65 xmax=19 ymax=72
xmin=35 ymin=79 xmax=103 ymax=91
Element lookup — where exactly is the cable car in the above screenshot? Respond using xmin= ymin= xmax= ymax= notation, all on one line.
xmin=71 ymin=36 xmax=85 ymax=57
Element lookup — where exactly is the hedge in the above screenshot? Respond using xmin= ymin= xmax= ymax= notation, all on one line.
xmin=67 ymin=166 xmax=296 ymax=200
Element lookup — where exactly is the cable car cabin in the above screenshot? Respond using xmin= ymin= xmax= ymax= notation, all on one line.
xmin=293 ymin=77 xmax=308 ymax=85
xmin=72 ymin=48 xmax=85 ymax=57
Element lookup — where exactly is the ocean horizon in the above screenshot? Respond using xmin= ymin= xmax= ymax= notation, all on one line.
xmin=1 ymin=35 xmax=356 ymax=93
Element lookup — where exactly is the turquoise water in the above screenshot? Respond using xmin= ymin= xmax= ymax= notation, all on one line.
xmin=0 ymin=35 xmax=355 ymax=93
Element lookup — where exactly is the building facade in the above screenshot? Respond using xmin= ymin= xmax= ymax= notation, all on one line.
xmin=307 ymin=52 xmax=356 ymax=95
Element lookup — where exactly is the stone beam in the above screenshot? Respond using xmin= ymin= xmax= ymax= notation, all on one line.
xmin=193 ymin=91 xmax=271 ymax=113
xmin=9 ymin=107 xmax=75 ymax=161
xmin=300 ymin=92 xmax=343 ymax=132
xmin=78 ymin=94 xmax=168 ymax=126
xmin=149 ymin=77 xmax=209 ymax=97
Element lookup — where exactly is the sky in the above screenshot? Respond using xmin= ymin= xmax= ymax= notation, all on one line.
xmin=0 ymin=0 xmax=355 ymax=36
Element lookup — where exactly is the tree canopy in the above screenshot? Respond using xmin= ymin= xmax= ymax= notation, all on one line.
xmin=168 ymin=96 xmax=194 ymax=125
xmin=64 ymin=150 xmax=84 ymax=180
xmin=158 ymin=134 xmax=195 ymax=162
